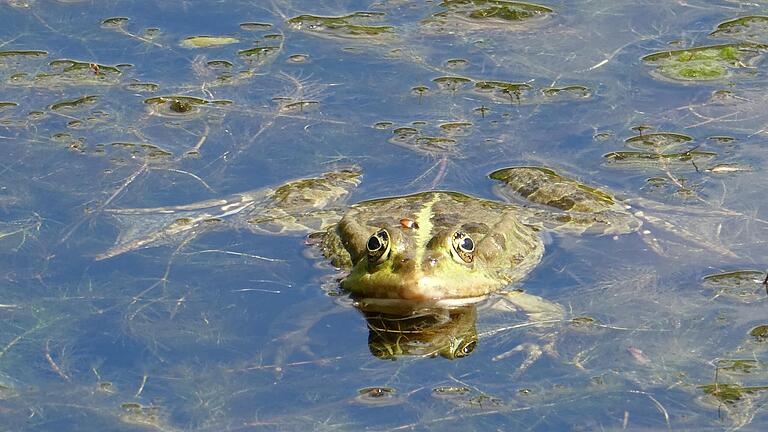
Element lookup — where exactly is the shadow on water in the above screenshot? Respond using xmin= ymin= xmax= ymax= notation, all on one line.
xmin=1 ymin=0 xmax=768 ymax=430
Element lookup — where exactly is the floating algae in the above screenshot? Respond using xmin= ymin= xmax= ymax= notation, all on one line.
xmin=711 ymin=15 xmax=768 ymax=44
xmin=287 ymin=12 xmax=394 ymax=40
xmin=180 ymin=35 xmax=240 ymax=48
xmin=422 ymin=0 xmax=553 ymax=33
xmin=642 ymin=43 xmax=767 ymax=81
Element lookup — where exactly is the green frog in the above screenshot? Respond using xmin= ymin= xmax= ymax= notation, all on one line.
xmin=319 ymin=169 xmax=639 ymax=305
xmin=96 ymin=167 xmax=641 ymax=364
xmin=98 ymin=166 xmax=640 ymax=302
xmin=97 ymin=166 xmax=640 ymax=364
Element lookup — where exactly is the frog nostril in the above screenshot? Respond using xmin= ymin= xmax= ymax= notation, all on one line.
xmin=393 ymin=258 xmax=414 ymax=272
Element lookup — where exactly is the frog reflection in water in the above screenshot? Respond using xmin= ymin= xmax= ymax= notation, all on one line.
xmin=363 ymin=305 xmax=478 ymax=360
xmin=98 ymin=166 xmax=641 ymax=365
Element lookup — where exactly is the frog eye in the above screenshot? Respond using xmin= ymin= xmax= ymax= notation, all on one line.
xmin=366 ymin=229 xmax=390 ymax=263
xmin=454 ymin=340 xmax=477 ymax=358
xmin=451 ymin=231 xmax=474 ymax=263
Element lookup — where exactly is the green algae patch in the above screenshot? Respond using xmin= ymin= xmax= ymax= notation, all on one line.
xmin=701 ymin=269 xmax=766 ymax=303
xmin=750 ymin=325 xmax=768 ymax=342
xmin=126 ymin=82 xmax=159 ymax=92
xmin=119 ymin=402 xmax=171 ymax=430
xmin=473 ymin=80 xmax=532 ymax=103
xmin=711 ymin=16 xmax=768 ymax=44
xmin=624 ymin=132 xmax=694 ymax=150
xmin=445 ymin=58 xmax=470 ymax=69
xmin=50 ymin=95 xmax=99 ymax=111
xmin=475 ymin=80 xmax=532 ymax=93
xmin=439 ymin=121 xmax=473 ymax=133
xmin=49 ymin=59 xmax=121 ymax=75
xmin=389 ymin=125 xmax=459 ymax=155
xmin=705 ymin=163 xmax=752 ymax=174
xmin=279 ymin=100 xmax=319 ymax=114
xmin=699 ymin=384 xmax=768 ymax=404
xmin=27 ymin=111 xmax=46 ymax=121
xmin=433 ymin=75 xmax=473 ymax=92
xmin=110 ymin=142 xmax=172 ymax=159
xmin=541 ymin=85 xmax=591 ymax=99
xmin=238 ymin=46 xmax=280 ymax=58
xmin=287 ymin=12 xmax=394 ymax=40
xmin=717 ymin=359 xmax=760 ymax=374
xmin=172 ymin=217 xmax=193 ymax=226
xmin=181 ymin=36 xmax=239 ymax=48
xmin=180 ymin=24 xmax=283 ymax=88
xmin=354 ymin=387 xmax=398 ymax=405
xmin=432 ymin=386 xmax=471 ymax=399
xmin=240 ymin=22 xmax=272 ymax=31
xmin=643 ymin=44 xmax=742 ymax=63
xmin=642 ymin=43 xmax=767 ymax=81
xmin=601 ymin=129 xmax=734 ymax=184
xmin=603 ymin=130 xmax=714 ymax=169
xmin=101 ymin=17 xmax=130 ymax=28
xmin=0 ymin=50 xmax=47 ymax=58
xmin=423 ymin=0 xmax=553 ymax=33
xmin=287 ymin=54 xmax=309 ymax=63
xmin=2 ymin=54 xmax=122 ymax=87
xmin=16 ymin=59 xmax=122 ymax=87
xmin=144 ymin=95 xmax=231 ymax=117
xmin=207 ymin=60 xmax=233 ymax=68
xmin=708 ymin=135 xmax=736 ymax=143
xmin=411 ymin=85 xmax=430 ymax=102
xmin=603 ymin=150 xmax=717 ymax=163
xmin=429 ymin=75 xmax=589 ymax=105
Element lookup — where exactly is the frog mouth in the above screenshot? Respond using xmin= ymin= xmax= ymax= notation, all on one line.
xmin=353 ymin=294 xmax=488 ymax=312
xmin=341 ymin=267 xmax=499 ymax=302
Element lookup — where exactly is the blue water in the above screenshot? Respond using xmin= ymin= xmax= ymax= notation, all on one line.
xmin=1 ymin=1 xmax=767 ymax=430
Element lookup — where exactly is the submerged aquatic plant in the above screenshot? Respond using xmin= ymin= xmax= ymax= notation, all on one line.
xmin=710 ymin=15 xmax=768 ymax=44
xmin=422 ymin=0 xmax=553 ymax=32
xmin=642 ymin=43 xmax=767 ymax=81
xmin=286 ymin=12 xmax=394 ymax=39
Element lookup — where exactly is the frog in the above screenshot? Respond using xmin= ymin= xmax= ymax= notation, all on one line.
xmin=97 ymin=165 xmax=640 ymax=301
xmin=96 ymin=166 xmax=641 ymax=365
xmin=314 ymin=166 xmax=640 ymax=305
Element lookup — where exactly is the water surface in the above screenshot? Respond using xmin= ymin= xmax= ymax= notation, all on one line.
xmin=1 ymin=0 xmax=768 ymax=430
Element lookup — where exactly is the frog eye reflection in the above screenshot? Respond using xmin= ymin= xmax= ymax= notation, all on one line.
xmin=366 ymin=229 xmax=390 ymax=263
xmin=451 ymin=231 xmax=474 ymax=263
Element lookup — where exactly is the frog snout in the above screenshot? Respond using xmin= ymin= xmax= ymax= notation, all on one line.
xmin=392 ymin=257 xmax=416 ymax=273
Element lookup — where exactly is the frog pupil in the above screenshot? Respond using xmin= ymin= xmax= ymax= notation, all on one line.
xmin=367 ymin=236 xmax=381 ymax=251
xmin=461 ymin=237 xmax=474 ymax=252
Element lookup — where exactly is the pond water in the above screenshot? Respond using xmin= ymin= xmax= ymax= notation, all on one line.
xmin=1 ymin=0 xmax=768 ymax=430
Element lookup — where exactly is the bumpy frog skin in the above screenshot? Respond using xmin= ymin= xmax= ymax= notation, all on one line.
xmin=322 ymin=191 xmax=544 ymax=301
